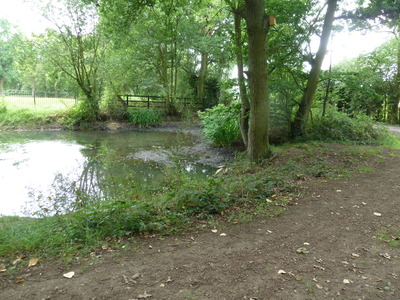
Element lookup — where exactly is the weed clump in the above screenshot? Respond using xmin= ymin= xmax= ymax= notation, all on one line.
xmin=127 ymin=108 xmax=164 ymax=127
xmin=307 ymin=108 xmax=390 ymax=145
xmin=198 ymin=103 xmax=241 ymax=147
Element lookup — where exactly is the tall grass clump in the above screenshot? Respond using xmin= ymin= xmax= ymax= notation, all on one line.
xmin=0 ymin=100 xmax=7 ymax=114
xmin=307 ymin=108 xmax=390 ymax=145
xmin=198 ymin=102 xmax=241 ymax=147
xmin=127 ymin=108 xmax=164 ymax=127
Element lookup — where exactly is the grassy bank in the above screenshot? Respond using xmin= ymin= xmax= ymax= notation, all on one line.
xmin=1 ymin=142 xmax=398 ymax=270
xmin=0 ymin=105 xmax=165 ymax=130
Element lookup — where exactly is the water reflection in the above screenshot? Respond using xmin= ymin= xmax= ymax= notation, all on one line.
xmin=0 ymin=131 xmax=212 ymax=216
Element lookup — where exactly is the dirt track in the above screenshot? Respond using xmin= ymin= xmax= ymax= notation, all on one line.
xmin=1 ymin=146 xmax=400 ymax=300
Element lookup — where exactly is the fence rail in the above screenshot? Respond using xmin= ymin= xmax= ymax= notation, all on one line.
xmin=1 ymin=91 xmax=77 ymax=108
xmin=120 ymin=95 xmax=208 ymax=111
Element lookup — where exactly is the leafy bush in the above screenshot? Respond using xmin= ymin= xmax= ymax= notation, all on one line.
xmin=198 ymin=102 xmax=241 ymax=147
xmin=307 ymin=108 xmax=390 ymax=145
xmin=127 ymin=108 xmax=164 ymax=127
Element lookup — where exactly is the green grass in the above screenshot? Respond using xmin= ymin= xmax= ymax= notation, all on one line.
xmin=3 ymin=96 xmax=75 ymax=109
xmin=127 ymin=108 xmax=164 ymax=127
xmin=0 ymin=107 xmax=66 ymax=128
xmin=376 ymin=228 xmax=400 ymax=247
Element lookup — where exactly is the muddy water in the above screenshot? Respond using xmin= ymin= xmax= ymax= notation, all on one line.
xmin=0 ymin=130 xmax=215 ymax=216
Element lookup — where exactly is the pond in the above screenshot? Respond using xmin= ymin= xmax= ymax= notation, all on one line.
xmin=0 ymin=129 xmax=215 ymax=217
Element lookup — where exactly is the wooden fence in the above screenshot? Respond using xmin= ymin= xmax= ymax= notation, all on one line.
xmin=119 ymin=95 xmax=209 ymax=111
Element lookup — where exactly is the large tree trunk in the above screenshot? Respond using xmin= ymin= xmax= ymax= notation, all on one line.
xmin=291 ymin=0 xmax=338 ymax=137
xmin=234 ymin=12 xmax=250 ymax=147
xmin=243 ymin=0 xmax=270 ymax=162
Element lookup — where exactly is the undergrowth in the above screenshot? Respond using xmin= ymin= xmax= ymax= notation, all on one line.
xmin=198 ymin=102 xmax=241 ymax=147
xmin=127 ymin=108 xmax=164 ymax=127
xmin=307 ymin=108 xmax=391 ymax=145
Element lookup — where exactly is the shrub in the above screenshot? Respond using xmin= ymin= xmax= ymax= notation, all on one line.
xmin=307 ymin=108 xmax=389 ymax=144
xmin=198 ymin=102 xmax=241 ymax=147
xmin=127 ymin=108 xmax=164 ymax=127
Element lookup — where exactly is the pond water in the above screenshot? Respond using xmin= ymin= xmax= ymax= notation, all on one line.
xmin=0 ymin=130 xmax=213 ymax=217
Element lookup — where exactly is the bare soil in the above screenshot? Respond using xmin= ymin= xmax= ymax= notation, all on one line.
xmin=1 ymin=143 xmax=400 ymax=300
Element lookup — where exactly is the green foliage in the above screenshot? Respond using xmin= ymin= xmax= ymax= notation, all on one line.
xmin=0 ymin=107 xmax=60 ymax=128
xmin=173 ymin=177 xmax=229 ymax=217
xmin=376 ymin=227 xmax=400 ymax=247
xmin=127 ymin=108 xmax=164 ymax=127
xmin=198 ymin=103 xmax=241 ymax=147
xmin=0 ymin=100 xmax=7 ymax=113
xmin=307 ymin=108 xmax=390 ymax=144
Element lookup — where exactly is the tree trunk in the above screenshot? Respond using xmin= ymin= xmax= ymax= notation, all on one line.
xmin=197 ymin=52 xmax=208 ymax=99
xmin=243 ymin=0 xmax=270 ymax=162
xmin=0 ymin=77 xmax=4 ymax=94
xmin=291 ymin=0 xmax=338 ymax=137
xmin=234 ymin=12 xmax=250 ymax=147
xmin=158 ymin=43 xmax=172 ymax=113
xmin=388 ymin=35 xmax=400 ymax=124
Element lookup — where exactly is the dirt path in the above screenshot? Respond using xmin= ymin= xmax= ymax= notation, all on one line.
xmin=1 ymin=150 xmax=400 ymax=300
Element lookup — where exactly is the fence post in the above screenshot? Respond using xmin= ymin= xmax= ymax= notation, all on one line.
xmin=33 ymin=90 xmax=36 ymax=106
xmin=126 ymin=95 xmax=129 ymax=107
xmin=147 ymin=96 xmax=150 ymax=109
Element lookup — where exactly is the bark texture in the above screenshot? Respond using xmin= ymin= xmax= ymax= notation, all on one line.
xmin=234 ymin=12 xmax=250 ymax=147
xmin=291 ymin=0 xmax=338 ymax=137
xmin=243 ymin=0 xmax=270 ymax=162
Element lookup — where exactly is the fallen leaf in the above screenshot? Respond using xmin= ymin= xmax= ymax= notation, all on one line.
xmin=278 ymin=270 xmax=287 ymax=275
xmin=296 ymin=247 xmax=309 ymax=254
xmin=362 ymin=202 xmax=367 ymax=206
xmin=63 ymin=271 xmax=75 ymax=279
xmin=214 ymin=168 xmax=224 ymax=175
xmin=313 ymin=265 xmax=326 ymax=271
xmin=166 ymin=276 xmax=173 ymax=283
xmin=303 ymin=242 xmax=310 ymax=246
xmin=12 ymin=258 xmax=21 ymax=265
xmin=211 ymin=229 xmax=218 ymax=233
xmin=351 ymin=253 xmax=360 ymax=258
xmin=137 ymin=291 xmax=152 ymax=299
xmin=380 ymin=253 xmax=391 ymax=260
xmin=28 ymin=258 xmax=38 ymax=267
xmin=316 ymin=284 xmax=324 ymax=289
xmin=160 ymin=283 xmax=165 ymax=287
xmin=219 ymin=233 xmax=227 ymax=237
xmin=123 ymin=275 xmax=130 ymax=284
xmin=16 ymin=279 xmax=25 ymax=284
xmin=373 ymin=212 xmax=382 ymax=217
xmin=343 ymin=279 xmax=351 ymax=284
xmin=0 ymin=266 xmax=7 ymax=272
